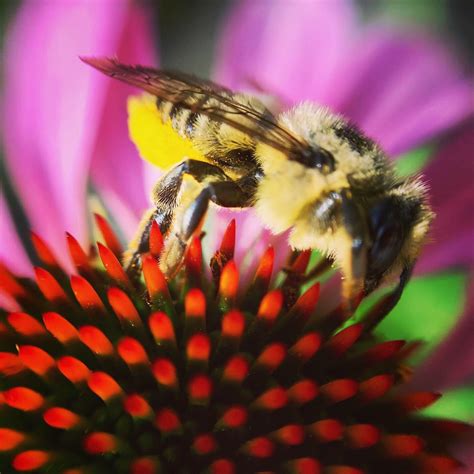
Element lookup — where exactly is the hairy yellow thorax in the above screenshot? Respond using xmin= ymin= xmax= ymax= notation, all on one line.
xmin=127 ymin=93 xmax=205 ymax=169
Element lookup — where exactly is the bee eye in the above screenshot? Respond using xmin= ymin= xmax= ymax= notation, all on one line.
xmin=367 ymin=200 xmax=405 ymax=280
xmin=298 ymin=148 xmax=335 ymax=173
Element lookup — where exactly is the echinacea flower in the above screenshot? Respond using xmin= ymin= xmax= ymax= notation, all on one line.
xmin=1 ymin=0 xmax=473 ymax=468
xmin=0 ymin=218 xmax=471 ymax=473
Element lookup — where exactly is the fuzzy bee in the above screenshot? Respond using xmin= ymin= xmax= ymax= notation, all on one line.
xmin=82 ymin=57 xmax=433 ymax=309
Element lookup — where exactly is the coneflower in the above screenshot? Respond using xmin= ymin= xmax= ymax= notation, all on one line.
xmin=0 ymin=216 xmax=470 ymax=473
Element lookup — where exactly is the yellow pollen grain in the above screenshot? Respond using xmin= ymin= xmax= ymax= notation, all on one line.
xmin=127 ymin=93 xmax=206 ymax=169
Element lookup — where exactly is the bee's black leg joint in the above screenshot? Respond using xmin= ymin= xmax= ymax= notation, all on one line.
xmin=396 ymin=263 xmax=414 ymax=297
xmin=299 ymin=257 xmax=334 ymax=284
xmin=363 ymin=263 xmax=414 ymax=331
xmin=181 ymin=180 xmax=254 ymax=240
xmin=182 ymin=188 xmax=213 ymax=240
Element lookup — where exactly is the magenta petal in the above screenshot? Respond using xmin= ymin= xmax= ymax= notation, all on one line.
xmin=2 ymin=1 xmax=156 ymax=266
xmin=217 ymin=4 xmax=472 ymax=157
xmin=417 ymin=124 xmax=474 ymax=274
xmin=214 ymin=0 xmax=356 ymax=103
xmin=89 ymin=5 xmax=157 ymax=240
xmin=325 ymin=26 xmax=473 ymax=156
xmin=457 ymin=446 xmax=474 ymax=474
xmin=0 ymin=194 xmax=32 ymax=276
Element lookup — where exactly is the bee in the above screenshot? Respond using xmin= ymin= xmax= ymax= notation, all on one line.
xmin=82 ymin=57 xmax=433 ymax=309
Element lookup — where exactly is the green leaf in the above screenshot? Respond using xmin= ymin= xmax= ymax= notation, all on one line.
xmin=374 ymin=272 xmax=468 ymax=364
xmin=374 ymin=1 xmax=447 ymax=30
xmin=394 ymin=145 xmax=436 ymax=178
xmin=421 ymin=386 xmax=474 ymax=422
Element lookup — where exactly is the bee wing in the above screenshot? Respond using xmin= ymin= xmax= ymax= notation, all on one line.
xmin=81 ymin=57 xmax=308 ymax=157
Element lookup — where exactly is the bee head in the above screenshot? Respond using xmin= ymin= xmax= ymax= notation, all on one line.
xmin=271 ymin=103 xmax=433 ymax=307
xmin=337 ymin=184 xmax=431 ymax=308
xmin=364 ymin=190 xmax=430 ymax=293
xmin=364 ymin=196 xmax=410 ymax=292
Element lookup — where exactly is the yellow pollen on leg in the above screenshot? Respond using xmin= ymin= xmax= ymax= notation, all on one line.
xmin=127 ymin=93 xmax=206 ymax=169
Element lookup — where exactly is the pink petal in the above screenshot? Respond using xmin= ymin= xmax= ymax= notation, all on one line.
xmin=417 ymin=124 xmax=474 ymax=275
xmin=216 ymin=5 xmax=471 ymax=157
xmin=214 ymin=0 xmax=356 ymax=103
xmin=0 ymin=194 xmax=32 ymax=276
xmin=330 ymin=26 xmax=473 ymax=156
xmin=89 ymin=5 xmax=157 ymax=240
xmin=2 ymin=0 xmax=156 ymax=268
xmin=457 ymin=445 xmax=474 ymax=474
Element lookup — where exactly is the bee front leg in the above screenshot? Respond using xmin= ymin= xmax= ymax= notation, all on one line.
xmin=362 ymin=263 xmax=414 ymax=331
xmin=339 ymin=190 xmax=370 ymax=313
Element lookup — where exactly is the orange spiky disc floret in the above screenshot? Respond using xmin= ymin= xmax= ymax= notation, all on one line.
xmin=0 ymin=216 xmax=470 ymax=473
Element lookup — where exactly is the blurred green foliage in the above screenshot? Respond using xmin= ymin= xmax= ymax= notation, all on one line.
xmin=395 ymin=145 xmax=436 ymax=178
xmin=359 ymin=0 xmax=473 ymax=64
xmin=374 ymin=271 xmax=468 ymax=364
xmin=422 ymin=386 xmax=474 ymax=422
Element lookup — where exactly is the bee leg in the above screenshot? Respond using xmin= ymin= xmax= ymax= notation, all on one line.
xmin=340 ymin=190 xmax=369 ymax=313
xmin=299 ymin=256 xmax=335 ymax=284
xmin=125 ymin=159 xmax=257 ymax=279
xmin=123 ymin=163 xmax=186 ymax=279
xmin=182 ymin=178 xmax=257 ymax=241
xmin=161 ymin=179 xmax=255 ymax=276
xmin=123 ymin=208 xmax=163 ymax=279
xmin=363 ymin=263 xmax=414 ymax=331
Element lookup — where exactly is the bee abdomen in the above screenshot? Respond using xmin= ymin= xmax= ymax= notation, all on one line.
xmin=156 ymin=97 xmax=208 ymax=139
xmin=155 ymin=94 xmax=260 ymax=172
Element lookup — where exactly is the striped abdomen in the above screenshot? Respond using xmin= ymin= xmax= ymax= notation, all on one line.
xmin=155 ymin=93 xmax=268 ymax=173
xmin=156 ymin=96 xmax=203 ymax=139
